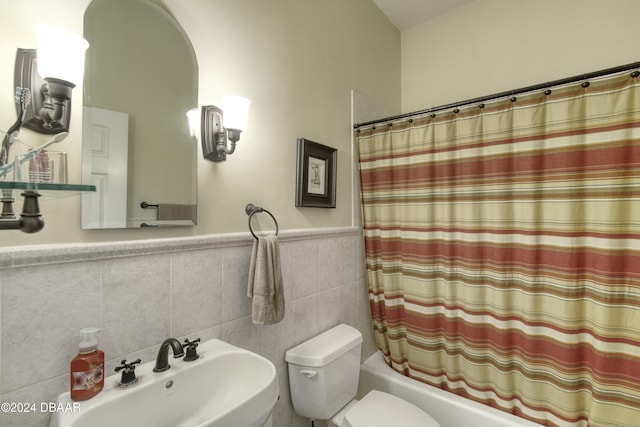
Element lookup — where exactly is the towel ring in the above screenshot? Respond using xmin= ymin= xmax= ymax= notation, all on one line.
xmin=246 ymin=203 xmax=279 ymax=240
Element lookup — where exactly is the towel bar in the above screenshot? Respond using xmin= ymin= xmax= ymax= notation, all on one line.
xmin=246 ymin=203 xmax=279 ymax=239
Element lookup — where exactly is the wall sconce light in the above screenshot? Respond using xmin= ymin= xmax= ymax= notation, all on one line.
xmin=200 ymin=95 xmax=251 ymax=162
xmin=186 ymin=108 xmax=198 ymax=138
xmin=0 ymin=25 xmax=88 ymax=233
xmin=13 ymin=24 xmax=89 ymax=135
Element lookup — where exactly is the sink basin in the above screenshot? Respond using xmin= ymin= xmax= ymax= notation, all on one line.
xmin=50 ymin=339 xmax=279 ymax=427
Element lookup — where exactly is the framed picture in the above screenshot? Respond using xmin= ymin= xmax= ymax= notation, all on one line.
xmin=295 ymin=138 xmax=337 ymax=208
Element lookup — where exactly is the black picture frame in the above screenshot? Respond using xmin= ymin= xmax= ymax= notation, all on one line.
xmin=295 ymin=138 xmax=337 ymax=208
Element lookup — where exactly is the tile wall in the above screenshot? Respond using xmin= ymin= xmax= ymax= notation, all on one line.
xmin=0 ymin=227 xmax=376 ymax=427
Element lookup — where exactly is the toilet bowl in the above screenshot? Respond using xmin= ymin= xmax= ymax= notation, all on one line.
xmin=330 ymin=390 xmax=440 ymax=427
xmin=285 ymin=324 xmax=442 ymax=427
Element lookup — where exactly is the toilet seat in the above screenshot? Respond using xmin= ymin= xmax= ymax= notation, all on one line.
xmin=342 ymin=390 xmax=441 ymax=427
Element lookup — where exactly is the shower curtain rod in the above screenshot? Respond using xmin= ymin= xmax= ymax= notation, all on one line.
xmin=353 ymin=61 xmax=640 ymax=130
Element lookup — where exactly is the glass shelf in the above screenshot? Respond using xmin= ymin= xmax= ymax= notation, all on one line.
xmin=0 ymin=181 xmax=96 ymax=199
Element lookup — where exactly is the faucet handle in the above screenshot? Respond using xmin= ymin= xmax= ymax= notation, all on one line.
xmin=183 ymin=338 xmax=201 ymax=362
xmin=115 ymin=358 xmax=142 ymax=372
xmin=115 ymin=359 xmax=142 ymax=388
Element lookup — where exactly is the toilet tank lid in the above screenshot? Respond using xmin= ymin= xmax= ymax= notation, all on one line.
xmin=286 ymin=324 xmax=363 ymax=367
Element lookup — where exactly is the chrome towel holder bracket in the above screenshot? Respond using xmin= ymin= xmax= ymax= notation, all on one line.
xmin=246 ymin=203 xmax=279 ymax=240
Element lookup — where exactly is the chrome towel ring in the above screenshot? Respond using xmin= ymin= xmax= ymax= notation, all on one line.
xmin=246 ymin=203 xmax=279 ymax=240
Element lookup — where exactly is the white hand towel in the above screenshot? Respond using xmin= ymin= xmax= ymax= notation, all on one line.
xmin=247 ymin=234 xmax=285 ymax=325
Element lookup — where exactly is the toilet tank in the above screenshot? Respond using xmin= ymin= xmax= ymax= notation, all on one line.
xmin=285 ymin=324 xmax=363 ymax=420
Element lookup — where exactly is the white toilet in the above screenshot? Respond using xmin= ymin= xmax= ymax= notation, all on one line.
xmin=285 ymin=324 xmax=442 ymax=427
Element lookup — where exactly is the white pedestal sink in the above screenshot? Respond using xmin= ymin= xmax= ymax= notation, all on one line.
xmin=50 ymin=338 xmax=279 ymax=427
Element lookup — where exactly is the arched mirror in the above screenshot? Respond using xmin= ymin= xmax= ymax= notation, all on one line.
xmin=81 ymin=0 xmax=198 ymax=229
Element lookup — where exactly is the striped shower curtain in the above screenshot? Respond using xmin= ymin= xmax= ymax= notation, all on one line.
xmin=356 ymin=71 xmax=640 ymax=427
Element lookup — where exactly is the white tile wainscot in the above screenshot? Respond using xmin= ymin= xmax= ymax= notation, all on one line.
xmin=0 ymin=227 xmax=376 ymax=427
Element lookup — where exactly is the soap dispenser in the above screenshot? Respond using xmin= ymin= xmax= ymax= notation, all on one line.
xmin=70 ymin=327 xmax=105 ymax=401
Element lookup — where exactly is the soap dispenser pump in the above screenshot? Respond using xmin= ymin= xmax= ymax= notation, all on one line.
xmin=70 ymin=327 xmax=105 ymax=401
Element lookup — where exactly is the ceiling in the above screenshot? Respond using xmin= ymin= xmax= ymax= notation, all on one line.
xmin=372 ymin=0 xmax=474 ymax=31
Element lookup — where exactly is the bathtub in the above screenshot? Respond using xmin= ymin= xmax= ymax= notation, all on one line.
xmin=357 ymin=352 xmax=541 ymax=427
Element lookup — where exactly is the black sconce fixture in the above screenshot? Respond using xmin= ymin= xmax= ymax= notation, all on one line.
xmin=0 ymin=24 xmax=88 ymax=233
xmin=200 ymin=95 xmax=251 ymax=162
xmin=13 ymin=24 xmax=89 ymax=135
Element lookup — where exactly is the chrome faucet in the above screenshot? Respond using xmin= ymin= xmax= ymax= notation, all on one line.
xmin=153 ymin=338 xmax=185 ymax=372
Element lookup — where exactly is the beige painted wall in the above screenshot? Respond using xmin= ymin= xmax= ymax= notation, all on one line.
xmin=401 ymin=0 xmax=640 ymax=113
xmin=0 ymin=0 xmax=400 ymax=246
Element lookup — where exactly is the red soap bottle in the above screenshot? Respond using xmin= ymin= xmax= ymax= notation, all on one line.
xmin=70 ymin=328 xmax=105 ymax=401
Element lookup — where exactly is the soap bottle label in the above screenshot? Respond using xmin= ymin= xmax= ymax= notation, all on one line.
xmin=71 ymin=362 xmax=104 ymax=391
